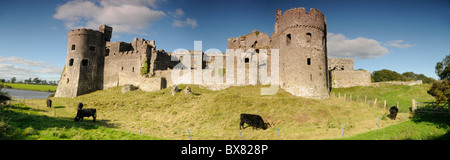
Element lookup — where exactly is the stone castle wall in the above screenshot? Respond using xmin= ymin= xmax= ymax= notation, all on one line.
xmin=272 ymin=8 xmax=329 ymax=99
xmin=55 ymin=27 xmax=108 ymax=97
xmin=328 ymin=58 xmax=354 ymax=71
xmin=56 ymin=8 xmax=346 ymax=100
xmin=330 ymin=70 xmax=371 ymax=88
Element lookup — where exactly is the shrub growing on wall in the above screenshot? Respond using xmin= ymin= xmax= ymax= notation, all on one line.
xmin=141 ymin=58 xmax=149 ymax=76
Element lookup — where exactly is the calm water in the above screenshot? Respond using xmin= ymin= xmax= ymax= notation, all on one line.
xmin=3 ymin=88 xmax=54 ymax=99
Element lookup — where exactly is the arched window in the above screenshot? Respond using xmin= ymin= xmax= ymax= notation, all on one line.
xmin=71 ymin=45 xmax=76 ymax=50
xmin=69 ymin=59 xmax=74 ymax=66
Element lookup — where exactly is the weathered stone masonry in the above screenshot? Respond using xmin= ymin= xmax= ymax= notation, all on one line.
xmin=56 ymin=7 xmax=370 ymax=99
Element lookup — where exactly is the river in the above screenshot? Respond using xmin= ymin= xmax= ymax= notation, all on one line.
xmin=2 ymin=88 xmax=55 ymax=99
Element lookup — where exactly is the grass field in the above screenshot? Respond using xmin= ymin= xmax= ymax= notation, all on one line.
xmin=330 ymin=83 xmax=435 ymax=112
xmin=2 ymin=83 xmax=447 ymax=140
xmin=340 ymin=114 xmax=450 ymax=140
xmin=0 ymin=103 xmax=161 ymax=140
xmin=3 ymin=83 xmax=57 ymax=92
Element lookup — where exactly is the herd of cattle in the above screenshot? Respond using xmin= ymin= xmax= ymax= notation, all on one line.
xmin=44 ymin=99 xmax=400 ymax=129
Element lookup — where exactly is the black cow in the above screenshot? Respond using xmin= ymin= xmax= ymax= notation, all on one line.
xmin=240 ymin=114 xmax=271 ymax=130
xmin=389 ymin=106 xmax=399 ymax=120
xmin=74 ymin=108 xmax=96 ymax=122
xmin=77 ymin=102 xmax=84 ymax=110
xmin=46 ymin=99 xmax=52 ymax=108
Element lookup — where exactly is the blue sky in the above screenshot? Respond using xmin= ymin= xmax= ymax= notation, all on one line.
xmin=0 ymin=0 xmax=449 ymax=81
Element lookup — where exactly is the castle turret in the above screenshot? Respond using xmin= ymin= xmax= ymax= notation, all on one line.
xmin=55 ymin=25 xmax=111 ymax=97
xmin=272 ymin=8 xmax=329 ymax=99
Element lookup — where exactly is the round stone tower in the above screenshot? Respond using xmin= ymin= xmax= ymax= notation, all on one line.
xmin=55 ymin=25 xmax=111 ymax=97
xmin=271 ymin=8 xmax=329 ymax=99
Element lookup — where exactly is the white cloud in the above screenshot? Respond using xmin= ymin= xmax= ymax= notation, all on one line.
xmin=0 ymin=56 xmax=45 ymax=66
xmin=384 ymin=40 xmax=415 ymax=48
xmin=327 ymin=33 xmax=389 ymax=59
xmin=172 ymin=18 xmax=198 ymax=28
xmin=53 ymin=0 xmax=166 ymax=33
xmin=169 ymin=8 xmax=185 ymax=18
xmin=0 ymin=56 xmax=63 ymax=81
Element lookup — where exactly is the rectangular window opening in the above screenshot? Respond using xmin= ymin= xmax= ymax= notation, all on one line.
xmin=89 ymin=46 xmax=96 ymax=51
xmin=307 ymin=58 xmax=311 ymax=65
xmin=81 ymin=59 xmax=88 ymax=66
xmin=286 ymin=34 xmax=291 ymax=45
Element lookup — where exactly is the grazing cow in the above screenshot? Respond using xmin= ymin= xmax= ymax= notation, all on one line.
xmin=74 ymin=108 xmax=96 ymax=122
xmin=77 ymin=102 xmax=83 ymax=110
xmin=46 ymin=99 xmax=52 ymax=108
xmin=389 ymin=106 xmax=399 ymax=120
xmin=240 ymin=114 xmax=271 ymax=130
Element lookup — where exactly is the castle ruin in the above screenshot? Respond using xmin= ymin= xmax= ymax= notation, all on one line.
xmin=55 ymin=7 xmax=370 ymax=99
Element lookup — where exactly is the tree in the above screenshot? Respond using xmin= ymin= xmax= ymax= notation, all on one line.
xmin=435 ymin=54 xmax=450 ymax=80
xmin=32 ymin=77 xmax=41 ymax=84
xmin=427 ymin=79 xmax=450 ymax=105
xmin=10 ymin=77 xmax=16 ymax=83
xmin=402 ymin=72 xmax=436 ymax=84
xmin=372 ymin=69 xmax=407 ymax=82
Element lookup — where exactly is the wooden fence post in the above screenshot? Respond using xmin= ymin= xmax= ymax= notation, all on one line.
xmin=411 ymin=99 xmax=416 ymax=114
xmin=374 ymin=98 xmax=377 ymax=107
xmin=384 ymin=100 xmax=387 ymax=110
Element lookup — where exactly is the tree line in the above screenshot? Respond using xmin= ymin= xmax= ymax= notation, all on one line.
xmin=0 ymin=77 xmax=58 ymax=86
xmin=371 ymin=69 xmax=436 ymax=84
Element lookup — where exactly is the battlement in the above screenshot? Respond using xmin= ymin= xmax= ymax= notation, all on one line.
xmin=274 ymin=8 xmax=326 ymax=36
xmin=68 ymin=28 xmax=103 ymax=37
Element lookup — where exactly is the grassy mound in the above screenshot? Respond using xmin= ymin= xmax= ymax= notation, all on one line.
xmin=21 ymin=84 xmax=410 ymax=140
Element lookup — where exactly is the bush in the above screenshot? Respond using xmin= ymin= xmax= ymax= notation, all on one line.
xmin=0 ymin=117 xmax=11 ymax=140
xmin=141 ymin=58 xmax=149 ymax=76
xmin=427 ymin=79 xmax=450 ymax=105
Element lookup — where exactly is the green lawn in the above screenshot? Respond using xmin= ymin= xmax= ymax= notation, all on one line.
xmin=0 ymin=103 xmax=162 ymax=140
xmin=3 ymin=83 xmax=57 ymax=92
